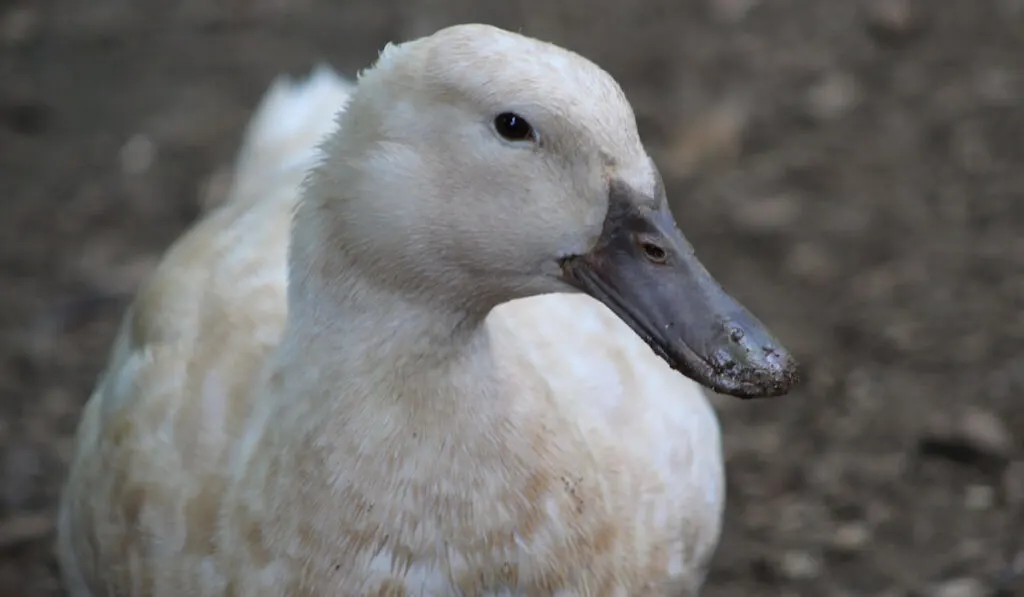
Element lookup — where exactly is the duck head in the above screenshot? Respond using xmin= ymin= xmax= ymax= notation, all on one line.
xmin=304 ymin=23 xmax=799 ymax=398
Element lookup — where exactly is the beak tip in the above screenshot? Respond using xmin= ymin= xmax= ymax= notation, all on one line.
xmin=705 ymin=342 xmax=800 ymax=399
xmin=743 ymin=352 xmax=800 ymax=398
xmin=761 ymin=354 xmax=801 ymax=397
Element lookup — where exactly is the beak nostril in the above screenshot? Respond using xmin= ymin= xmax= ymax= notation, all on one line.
xmin=729 ymin=328 xmax=745 ymax=343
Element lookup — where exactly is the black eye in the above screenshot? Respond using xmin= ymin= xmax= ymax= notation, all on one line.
xmin=494 ymin=112 xmax=535 ymax=142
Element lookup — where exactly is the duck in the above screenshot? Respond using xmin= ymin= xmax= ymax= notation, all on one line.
xmin=56 ymin=23 xmax=798 ymax=597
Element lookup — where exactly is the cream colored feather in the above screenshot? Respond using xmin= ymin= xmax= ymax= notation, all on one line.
xmin=58 ymin=25 xmax=725 ymax=597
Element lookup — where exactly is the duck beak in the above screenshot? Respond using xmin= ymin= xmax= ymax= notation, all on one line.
xmin=559 ymin=179 xmax=799 ymax=399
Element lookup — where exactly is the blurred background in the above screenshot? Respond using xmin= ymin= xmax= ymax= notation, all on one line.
xmin=1 ymin=0 xmax=1022 ymax=595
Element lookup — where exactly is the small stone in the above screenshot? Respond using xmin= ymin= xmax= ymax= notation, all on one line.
xmin=954 ymin=538 xmax=986 ymax=561
xmin=927 ymin=577 xmax=987 ymax=597
xmin=862 ymin=0 xmax=925 ymax=45
xmin=960 ymin=408 xmax=1014 ymax=460
xmin=732 ymin=194 xmax=802 ymax=233
xmin=0 ymin=7 xmax=40 ymax=46
xmin=661 ymin=99 xmax=750 ymax=178
xmin=918 ymin=407 xmax=1014 ymax=472
xmin=997 ymin=0 xmax=1024 ymax=18
xmin=784 ymin=241 xmax=838 ymax=284
xmin=120 ymin=134 xmax=157 ymax=176
xmin=709 ymin=0 xmax=761 ymax=23
xmin=963 ymin=484 xmax=994 ymax=511
xmin=976 ymin=67 xmax=1018 ymax=105
xmin=831 ymin=521 xmax=872 ymax=552
xmin=882 ymin=317 xmax=926 ymax=353
xmin=806 ymin=71 xmax=861 ymax=121
xmin=779 ymin=550 xmax=821 ymax=580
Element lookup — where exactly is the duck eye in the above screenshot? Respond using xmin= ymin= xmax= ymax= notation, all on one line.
xmin=640 ymin=241 xmax=668 ymax=264
xmin=494 ymin=112 xmax=535 ymax=142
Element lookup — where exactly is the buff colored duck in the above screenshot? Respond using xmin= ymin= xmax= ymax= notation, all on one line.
xmin=57 ymin=24 xmax=797 ymax=597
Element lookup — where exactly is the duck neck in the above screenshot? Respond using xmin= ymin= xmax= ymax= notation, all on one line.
xmin=280 ymin=250 xmax=505 ymax=424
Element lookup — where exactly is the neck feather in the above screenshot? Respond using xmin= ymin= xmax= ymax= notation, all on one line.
xmin=278 ymin=193 xmax=505 ymax=424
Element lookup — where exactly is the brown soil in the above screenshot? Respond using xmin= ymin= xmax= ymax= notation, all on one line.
xmin=2 ymin=0 xmax=1023 ymax=595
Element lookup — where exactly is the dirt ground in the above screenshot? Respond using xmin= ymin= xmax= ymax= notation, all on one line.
xmin=1 ymin=0 xmax=1023 ymax=595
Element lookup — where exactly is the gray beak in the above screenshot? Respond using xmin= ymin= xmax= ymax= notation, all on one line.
xmin=559 ymin=179 xmax=799 ymax=399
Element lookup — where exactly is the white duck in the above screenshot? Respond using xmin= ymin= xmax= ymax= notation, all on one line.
xmin=57 ymin=23 xmax=797 ymax=597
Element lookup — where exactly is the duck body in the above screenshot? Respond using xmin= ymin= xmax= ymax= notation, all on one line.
xmin=58 ymin=75 xmax=723 ymax=597
xmin=59 ymin=24 xmax=797 ymax=597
